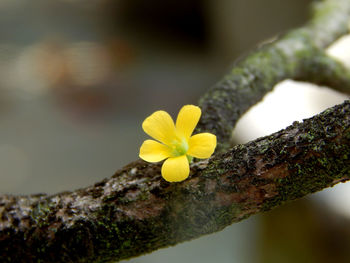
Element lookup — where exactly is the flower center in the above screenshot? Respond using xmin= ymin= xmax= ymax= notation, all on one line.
xmin=170 ymin=138 xmax=189 ymax=157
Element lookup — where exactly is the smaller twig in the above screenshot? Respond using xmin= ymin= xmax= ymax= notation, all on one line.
xmin=295 ymin=51 xmax=350 ymax=95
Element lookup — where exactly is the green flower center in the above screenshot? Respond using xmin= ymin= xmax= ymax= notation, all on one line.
xmin=170 ymin=138 xmax=189 ymax=157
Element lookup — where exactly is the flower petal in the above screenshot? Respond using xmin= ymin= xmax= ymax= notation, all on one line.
xmin=139 ymin=140 xmax=172 ymax=162
xmin=175 ymin=105 xmax=201 ymax=139
xmin=161 ymin=155 xmax=189 ymax=182
xmin=142 ymin=110 xmax=176 ymax=145
xmin=187 ymin=133 xmax=217 ymax=159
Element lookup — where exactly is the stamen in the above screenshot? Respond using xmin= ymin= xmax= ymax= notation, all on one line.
xmin=171 ymin=138 xmax=189 ymax=157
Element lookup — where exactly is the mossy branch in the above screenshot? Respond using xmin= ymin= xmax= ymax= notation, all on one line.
xmin=1 ymin=0 xmax=350 ymax=262
xmin=197 ymin=0 xmax=350 ymax=152
xmin=1 ymin=100 xmax=349 ymax=263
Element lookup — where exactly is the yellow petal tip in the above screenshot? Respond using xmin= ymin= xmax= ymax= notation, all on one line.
xmin=161 ymin=155 xmax=189 ymax=182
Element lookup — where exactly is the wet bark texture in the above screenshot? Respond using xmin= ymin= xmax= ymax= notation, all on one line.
xmin=1 ymin=0 xmax=350 ymax=262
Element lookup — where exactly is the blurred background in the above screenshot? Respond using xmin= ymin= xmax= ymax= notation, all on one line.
xmin=0 ymin=0 xmax=349 ymax=262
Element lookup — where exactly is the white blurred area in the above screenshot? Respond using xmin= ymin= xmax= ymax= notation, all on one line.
xmin=233 ymin=35 xmax=350 ymax=218
xmin=232 ymin=80 xmax=346 ymax=143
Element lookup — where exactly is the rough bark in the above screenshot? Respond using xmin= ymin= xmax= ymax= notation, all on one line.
xmin=1 ymin=0 xmax=350 ymax=262
xmin=1 ymin=100 xmax=349 ymax=263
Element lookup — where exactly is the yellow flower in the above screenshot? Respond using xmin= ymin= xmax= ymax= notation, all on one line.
xmin=139 ymin=105 xmax=217 ymax=182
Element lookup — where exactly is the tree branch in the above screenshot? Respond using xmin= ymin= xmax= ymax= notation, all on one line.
xmin=1 ymin=0 xmax=350 ymax=262
xmin=197 ymin=0 xmax=350 ymax=152
xmin=1 ymin=100 xmax=349 ymax=263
